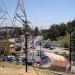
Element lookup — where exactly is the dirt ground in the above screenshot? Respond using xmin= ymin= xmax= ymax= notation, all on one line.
xmin=0 ymin=67 xmax=58 ymax=75
xmin=0 ymin=62 xmax=74 ymax=75
xmin=0 ymin=62 xmax=57 ymax=75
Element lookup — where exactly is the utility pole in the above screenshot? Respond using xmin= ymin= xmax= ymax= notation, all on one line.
xmin=40 ymin=27 xmax=42 ymax=60
xmin=39 ymin=42 xmax=42 ymax=59
xmin=67 ymin=22 xmax=72 ymax=72
xmin=69 ymin=31 xmax=72 ymax=72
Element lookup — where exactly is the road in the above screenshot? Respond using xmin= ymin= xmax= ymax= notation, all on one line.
xmin=29 ymin=45 xmax=69 ymax=55
xmin=71 ymin=66 xmax=75 ymax=73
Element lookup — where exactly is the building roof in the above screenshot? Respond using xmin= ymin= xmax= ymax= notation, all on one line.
xmin=44 ymin=52 xmax=66 ymax=61
xmin=52 ymin=60 xmax=69 ymax=68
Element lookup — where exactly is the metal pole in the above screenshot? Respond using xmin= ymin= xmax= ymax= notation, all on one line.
xmin=32 ymin=34 xmax=34 ymax=60
xmin=40 ymin=43 xmax=41 ymax=57
xmin=40 ymin=42 xmax=41 ymax=59
xmin=70 ymin=32 xmax=71 ymax=72
xmin=25 ymin=33 xmax=28 ymax=72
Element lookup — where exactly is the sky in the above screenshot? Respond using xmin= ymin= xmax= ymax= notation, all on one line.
xmin=1 ymin=0 xmax=75 ymax=29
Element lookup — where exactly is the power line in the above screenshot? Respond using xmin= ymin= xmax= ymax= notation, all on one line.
xmin=1 ymin=0 xmax=13 ymax=24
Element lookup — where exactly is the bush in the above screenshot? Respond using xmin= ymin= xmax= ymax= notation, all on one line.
xmin=58 ymin=34 xmax=70 ymax=48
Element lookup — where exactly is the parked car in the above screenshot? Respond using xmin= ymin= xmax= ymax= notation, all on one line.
xmin=49 ymin=45 xmax=55 ymax=50
xmin=22 ymin=58 xmax=34 ymax=65
xmin=4 ymin=54 xmax=16 ymax=62
xmin=30 ymin=46 xmax=36 ymax=49
xmin=33 ymin=56 xmax=50 ymax=67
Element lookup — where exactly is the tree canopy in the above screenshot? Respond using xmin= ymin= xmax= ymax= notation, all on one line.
xmin=42 ymin=19 xmax=75 ymax=41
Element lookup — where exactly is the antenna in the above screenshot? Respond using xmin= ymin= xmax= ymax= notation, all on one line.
xmin=0 ymin=8 xmax=7 ymax=26
xmin=13 ymin=0 xmax=30 ymax=26
xmin=13 ymin=0 xmax=30 ymax=72
xmin=0 ymin=0 xmax=13 ymax=62
xmin=0 ymin=0 xmax=10 ymax=39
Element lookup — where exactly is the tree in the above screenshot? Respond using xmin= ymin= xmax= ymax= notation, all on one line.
xmin=42 ymin=29 xmax=49 ymax=40
xmin=59 ymin=23 xmax=67 ymax=36
xmin=72 ymin=20 xmax=75 ymax=27
xmin=0 ymin=46 xmax=4 ymax=55
xmin=48 ymin=24 xmax=61 ymax=40
xmin=41 ymin=19 xmax=75 ymax=42
xmin=67 ymin=22 xmax=72 ymax=33
xmin=71 ymin=19 xmax=75 ymax=31
xmin=12 ymin=27 xmax=22 ymax=38
xmin=34 ymin=27 xmax=39 ymax=36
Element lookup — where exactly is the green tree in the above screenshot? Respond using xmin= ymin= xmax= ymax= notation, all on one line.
xmin=41 ymin=29 xmax=49 ymax=40
xmin=12 ymin=27 xmax=21 ymax=37
xmin=34 ymin=27 xmax=39 ymax=36
xmin=59 ymin=23 xmax=67 ymax=36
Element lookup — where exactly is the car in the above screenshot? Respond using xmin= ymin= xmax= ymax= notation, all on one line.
xmin=6 ymin=55 xmax=16 ymax=62
xmin=30 ymin=46 xmax=36 ymax=49
xmin=22 ymin=58 xmax=34 ymax=65
xmin=33 ymin=56 xmax=50 ymax=67
xmin=41 ymin=56 xmax=50 ymax=64
xmin=49 ymin=45 xmax=55 ymax=50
